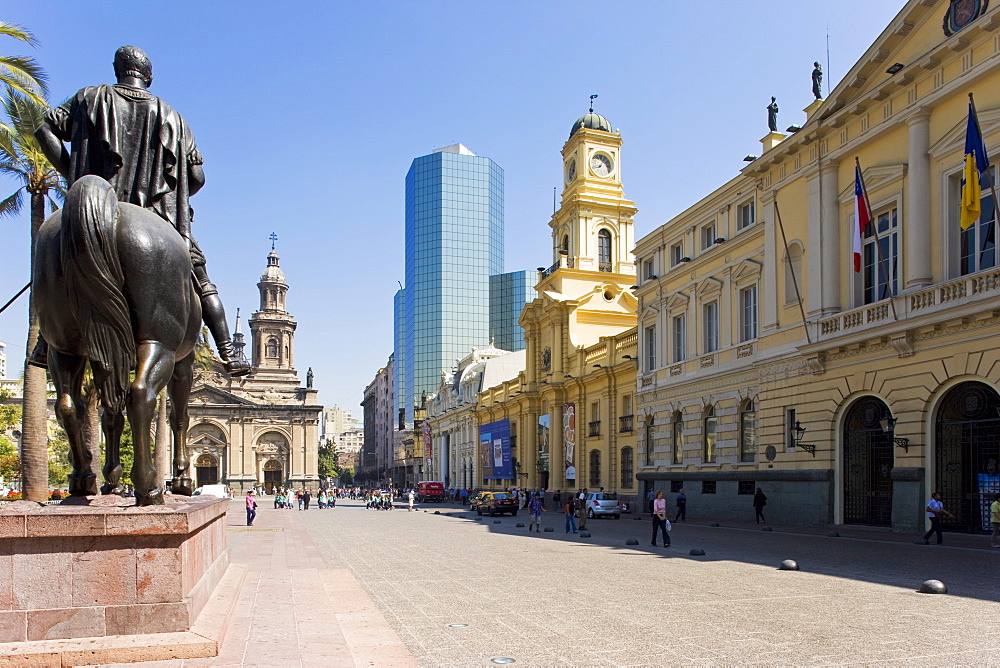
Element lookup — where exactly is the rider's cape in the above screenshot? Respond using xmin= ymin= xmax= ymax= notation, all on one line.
xmin=46 ymin=83 xmax=202 ymax=240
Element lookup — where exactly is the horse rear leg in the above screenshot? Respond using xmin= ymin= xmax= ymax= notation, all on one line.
xmin=48 ymin=350 xmax=96 ymax=497
xmin=168 ymin=353 xmax=195 ymax=496
xmin=129 ymin=341 xmax=174 ymax=506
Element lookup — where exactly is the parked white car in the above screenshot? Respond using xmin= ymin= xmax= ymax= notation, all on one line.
xmin=191 ymin=484 xmax=232 ymax=499
xmin=583 ymin=491 xmax=621 ymax=519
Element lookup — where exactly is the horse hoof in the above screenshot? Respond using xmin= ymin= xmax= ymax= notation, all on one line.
xmin=171 ymin=478 xmax=194 ymax=496
xmin=136 ymin=488 xmax=165 ymax=507
xmin=68 ymin=473 xmax=98 ymax=497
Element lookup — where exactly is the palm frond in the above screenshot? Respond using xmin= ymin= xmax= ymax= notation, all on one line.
xmin=0 ymin=22 xmax=40 ymax=49
xmin=0 ymin=188 xmax=23 ymax=218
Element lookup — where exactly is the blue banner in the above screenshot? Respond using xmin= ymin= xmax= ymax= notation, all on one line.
xmin=479 ymin=419 xmax=513 ymax=480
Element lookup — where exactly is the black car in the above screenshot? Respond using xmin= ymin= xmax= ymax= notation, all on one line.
xmin=471 ymin=491 xmax=519 ymax=516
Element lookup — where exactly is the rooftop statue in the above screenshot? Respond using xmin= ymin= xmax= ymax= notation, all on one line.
xmin=767 ymin=96 xmax=779 ymax=132
xmin=812 ymin=62 xmax=823 ymax=100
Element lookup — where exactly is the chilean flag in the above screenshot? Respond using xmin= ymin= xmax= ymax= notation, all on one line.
xmin=853 ymin=165 xmax=871 ymax=273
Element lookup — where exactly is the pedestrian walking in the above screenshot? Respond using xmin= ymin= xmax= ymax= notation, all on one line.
xmin=675 ymin=488 xmax=687 ymax=522
xmin=303 ymin=489 xmax=312 ymax=510
xmin=646 ymin=488 xmax=656 ymax=515
xmin=245 ymin=490 xmax=257 ymax=526
xmin=407 ymin=489 xmax=415 ymax=511
xmin=922 ymin=491 xmax=953 ymax=544
xmin=577 ymin=488 xmax=588 ymax=529
xmin=528 ymin=492 xmax=544 ymax=532
xmin=651 ymin=490 xmax=671 ymax=547
xmin=564 ymin=496 xmax=577 ymax=533
xmin=753 ymin=488 xmax=767 ymax=524
xmin=991 ymin=493 xmax=1000 ymax=548
xmin=553 ymin=489 xmax=562 ymax=511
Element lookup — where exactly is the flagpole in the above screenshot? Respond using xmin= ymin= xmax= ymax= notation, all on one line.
xmin=774 ymin=200 xmax=812 ymax=345
xmin=969 ymin=93 xmax=1000 ymax=246
xmin=855 ymin=157 xmax=899 ymax=321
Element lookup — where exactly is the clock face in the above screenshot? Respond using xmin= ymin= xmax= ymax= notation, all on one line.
xmin=566 ymin=159 xmax=577 ymax=183
xmin=590 ymin=152 xmax=613 ymax=177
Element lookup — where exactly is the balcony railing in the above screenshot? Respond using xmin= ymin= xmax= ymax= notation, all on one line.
xmin=539 ymin=257 xmax=575 ymax=279
xmin=815 ymin=267 xmax=1000 ymax=342
xmin=598 ymin=261 xmax=612 ymax=272
xmin=619 ymin=415 xmax=634 ymax=433
xmin=588 ymin=420 xmax=601 ymax=437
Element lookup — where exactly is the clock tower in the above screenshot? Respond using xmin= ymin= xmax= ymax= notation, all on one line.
xmin=549 ymin=110 xmax=636 ymax=277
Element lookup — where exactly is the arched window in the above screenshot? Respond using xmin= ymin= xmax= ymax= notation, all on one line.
xmin=589 ymin=450 xmax=601 ymax=487
xmin=266 ymin=337 xmax=279 ymax=358
xmin=620 ymin=447 xmax=634 ymax=488
xmin=561 ymin=234 xmax=570 ymax=254
xmin=598 ymin=229 xmax=612 ymax=272
xmin=644 ymin=418 xmax=655 ymax=465
xmin=704 ymin=406 xmax=717 ymax=463
xmin=672 ymin=411 xmax=684 ymax=464
xmin=785 ymin=243 xmax=804 ymax=305
xmin=740 ymin=400 xmax=758 ymax=462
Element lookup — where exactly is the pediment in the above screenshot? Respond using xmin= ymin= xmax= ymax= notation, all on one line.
xmin=189 ymin=384 xmax=257 ymax=406
xmin=731 ymin=259 xmax=763 ymax=282
xmin=187 ymin=431 xmax=226 ymax=448
xmin=665 ymin=290 xmax=690 ymax=310
xmin=638 ymin=305 xmax=660 ymax=322
xmin=929 ymin=107 xmax=1000 ymax=161
xmin=695 ymin=277 xmax=723 ymax=298
xmin=838 ymin=164 xmax=907 ymax=204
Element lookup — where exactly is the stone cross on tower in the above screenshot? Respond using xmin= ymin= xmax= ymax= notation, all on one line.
xmin=269 ymin=232 xmax=278 ymax=250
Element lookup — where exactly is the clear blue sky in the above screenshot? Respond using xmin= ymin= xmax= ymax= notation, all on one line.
xmin=0 ymin=1 xmax=905 ymax=414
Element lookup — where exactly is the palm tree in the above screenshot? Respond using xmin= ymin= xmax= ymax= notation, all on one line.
xmin=0 ymin=23 xmax=46 ymax=106
xmin=0 ymin=90 xmax=63 ymax=501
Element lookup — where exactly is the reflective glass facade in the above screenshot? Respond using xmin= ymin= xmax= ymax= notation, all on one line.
xmin=393 ymin=288 xmax=406 ymax=425
xmin=400 ymin=148 xmax=504 ymax=423
xmin=489 ymin=270 xmax=536 ymax=352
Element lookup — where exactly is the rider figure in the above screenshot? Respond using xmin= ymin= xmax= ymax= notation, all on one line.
xmin=34 ymin=45 xmax=249 ymax=376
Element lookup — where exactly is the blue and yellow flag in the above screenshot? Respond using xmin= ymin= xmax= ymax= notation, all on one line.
xmin=961 ymin=99 xmax=990 ymax=230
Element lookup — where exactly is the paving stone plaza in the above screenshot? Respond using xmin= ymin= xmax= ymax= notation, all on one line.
xmin=105 ymin=498 xmax=1000 ymax=667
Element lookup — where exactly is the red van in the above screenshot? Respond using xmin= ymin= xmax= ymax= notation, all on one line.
xmin=417 ymin=481 xmax=446 ymax=502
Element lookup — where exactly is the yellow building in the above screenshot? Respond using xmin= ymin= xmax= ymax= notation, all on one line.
xmin=634 ymin=0 xmax=1000 ymax=534
xmin=468 ymin=110 xmax=639 ymax=502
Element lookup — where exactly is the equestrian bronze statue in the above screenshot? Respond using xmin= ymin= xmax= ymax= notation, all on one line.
xmin=32 ymin=45 xmax=247 ymax=504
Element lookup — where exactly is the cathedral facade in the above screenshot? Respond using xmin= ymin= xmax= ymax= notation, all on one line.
xmin=183 ymin=246 xmax=321 ymax=492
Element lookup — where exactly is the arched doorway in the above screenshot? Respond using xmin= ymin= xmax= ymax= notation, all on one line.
xmin=935 ymin=381 xmax=1000 ymax=533
xmin=842 ymin=396 xmax=893 ymax=526
xmin=263 ymin=459 xmax=283 ymax=494
xmin=195 ymin=453 xmax=219 ymax=487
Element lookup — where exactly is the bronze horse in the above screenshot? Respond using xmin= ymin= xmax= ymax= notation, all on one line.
xmin=33 ymin=175 xmax=200 ymax=505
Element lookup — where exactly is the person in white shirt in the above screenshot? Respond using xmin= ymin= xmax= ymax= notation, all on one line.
xmin=922 ymin=491 xmax=953 ymax=545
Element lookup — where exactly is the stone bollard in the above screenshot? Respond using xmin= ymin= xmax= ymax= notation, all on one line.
xmin=827 ymin=531 xmax=840 ymax=537
xmin=579 ymin=531 xmax=591 ymax=538
xmin=493 ymin=520 xmax=501 ymax=524
xmin=919 ymin=580 xmax=947 ymax=594
xmin=434 ymin=511 xmax=441 ymax=514
xmin=515 ymin=523 xmax=525 ymax=528
xmin=689 ymin=548 xmax=706 ymax=556
xmin=625 ymin=538 xmax=639 ymax=545
xmin=633 ymin=516 xmax=643 ymax=520
xmin=710 ymin=523 xmax=720 ymax=527
xmin=762 ymin=526 xmax=773 ymax=531
xmin=544 ymin=527 xmax=554 ymax=532
xmin=914 ymin=538 xmax=929 ymax=545
xmin=779 ymin=559 xmax=799 ymax=571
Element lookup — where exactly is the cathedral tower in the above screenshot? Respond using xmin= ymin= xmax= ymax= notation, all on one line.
xmin=248 ymin=245 xmax=300 ymax=389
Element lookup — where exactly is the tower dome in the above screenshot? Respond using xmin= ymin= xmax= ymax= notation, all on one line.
xmin=569 ymin=112 xmax=612 ymax=138
xmin=260 ymin=249 xmax=285 ymax=283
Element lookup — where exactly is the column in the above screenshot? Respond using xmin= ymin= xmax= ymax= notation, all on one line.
xmin=761 ymin=190 xmax=779 ymax=331
xmin=906 ymin=110 xmax=932 ymax=288
xmin=820 ymin=161 xmax=841 ymax=313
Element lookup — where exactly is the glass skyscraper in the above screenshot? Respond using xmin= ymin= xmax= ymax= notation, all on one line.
xmin=398 ymin=144 xmax=504 ymax=424
xmin=489 ymin=270 xmax=536 ymax=352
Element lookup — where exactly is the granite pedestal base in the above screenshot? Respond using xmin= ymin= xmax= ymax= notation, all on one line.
xmin=0 ymin=495 xmax=236 ymax=665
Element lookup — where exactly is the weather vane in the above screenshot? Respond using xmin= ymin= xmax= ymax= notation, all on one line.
xmin=589 ymin=94 xmax=598 ymax=113
xmin=269 ymin=232 xmax=278 ymax=249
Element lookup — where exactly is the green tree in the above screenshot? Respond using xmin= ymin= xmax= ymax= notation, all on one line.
xmin=0 ymin=389 xmax=22 ymax=482
xmin=0 ymin=87 xmax=63 ymax=502
xmin=46 ymin=426 xmax=71 ymax=488
xmin=0 ymin=22 xmax=47 ymax=106
xmin=317 ymin=439 xmax=339 ymax=481
xmin=194 ymin=326 xmax=218 ymax=371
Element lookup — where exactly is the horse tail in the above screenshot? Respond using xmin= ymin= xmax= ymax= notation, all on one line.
xmin=61 ymin=175 xmax=134 ymax=414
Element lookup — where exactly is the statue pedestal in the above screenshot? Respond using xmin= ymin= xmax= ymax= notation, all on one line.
xmin=804 ymin=99 xmax=824 ymax=121
xmin=0 ymin=495 xmax=240 ymax=664
xmin=760 ymin=131 xmax=788 ymax=153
